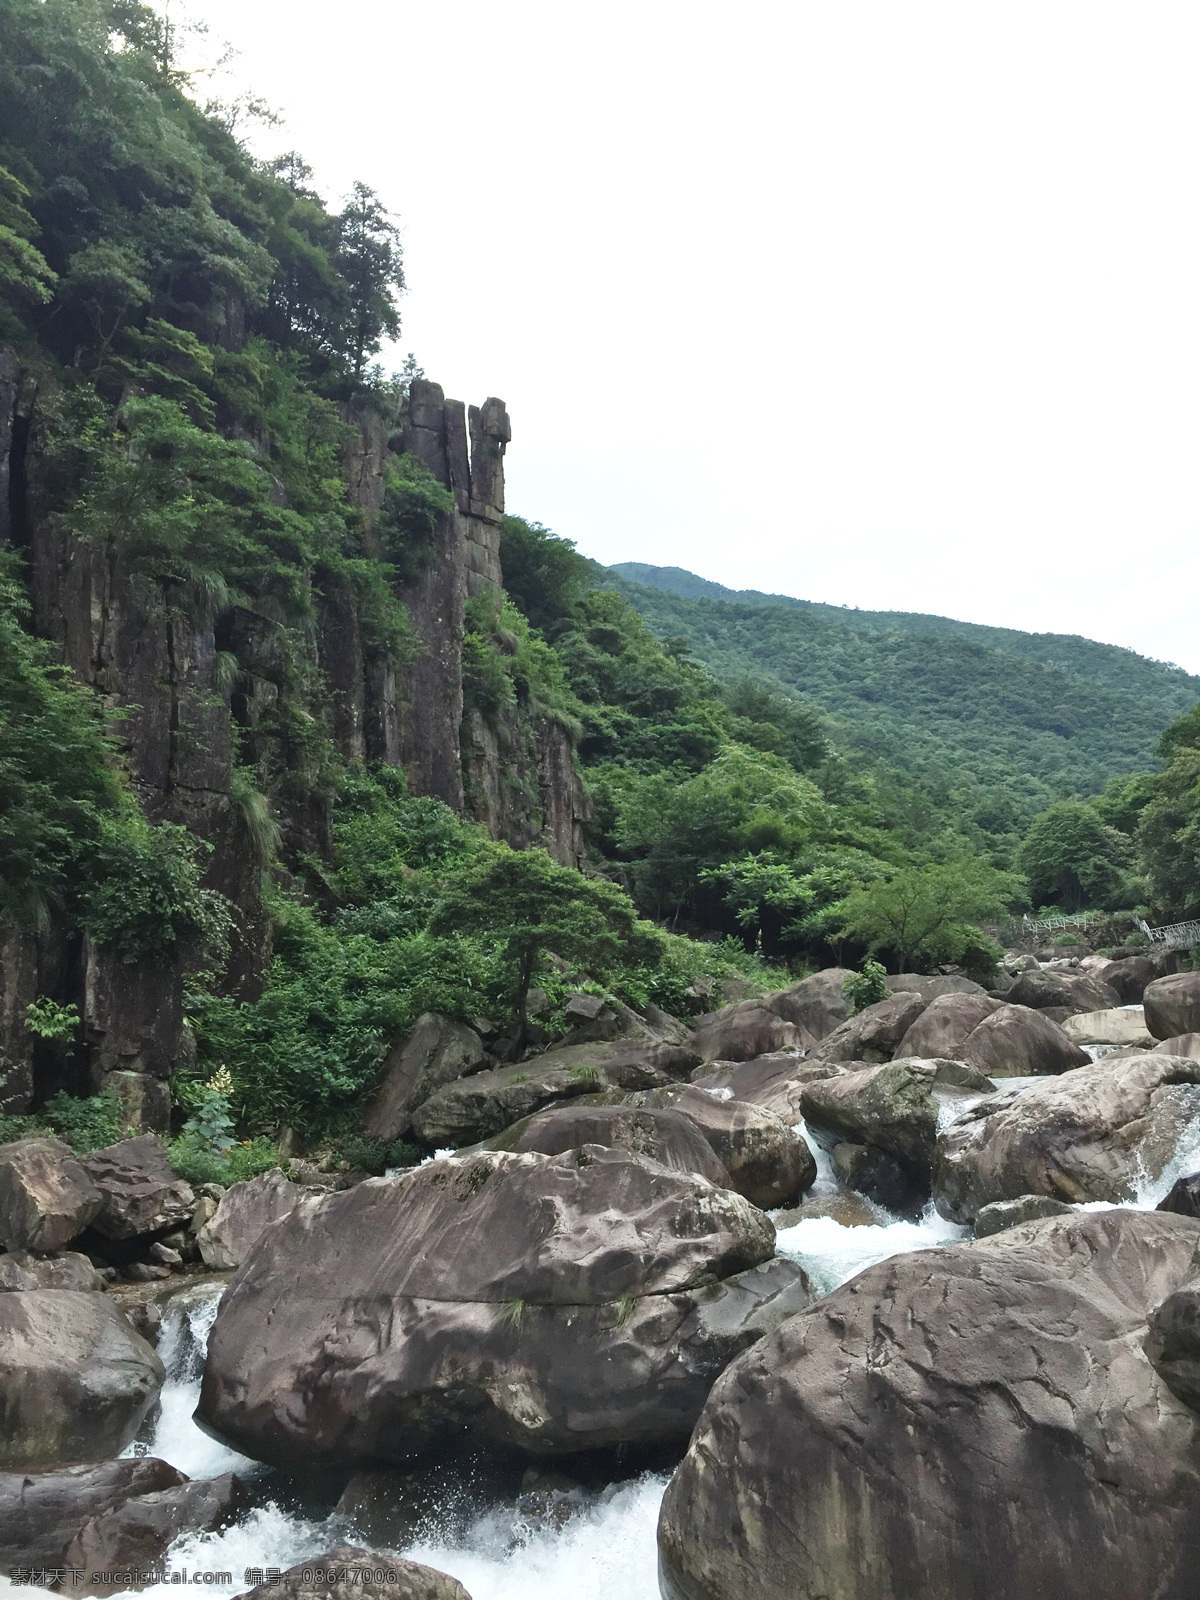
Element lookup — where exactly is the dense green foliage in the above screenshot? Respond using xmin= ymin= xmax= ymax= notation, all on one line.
xmin=1138 ymin=706 xmax=1200 ymax=920
xmin=609 ymin=564 xmax=1200 ymax=854
xmin=1016 ymin=800 xmax=1135 ymax=913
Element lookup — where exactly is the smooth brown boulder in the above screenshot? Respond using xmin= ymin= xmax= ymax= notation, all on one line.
xmin=0 ymin=1139 xmax=101 ymax=1253
xmin=1062 ymin=1008 xmax=1154 ymax=1048
xmin=363 ymin=1014 xmax=488 ymax=1141
xmin=199 ymin=1149 xmax=808 ymax=1464
xmin=235 ymin=1546 xmax=471 ymax=1600
xmin=0 ymin=1457 xmax=185 ymax=1569
xmin=642 ymin=1086 xmax=817 ymax=1208
xmin=1100 ymin=956 xmax=1158 ymax=1003
xmin=1005 ymin=968 xmax=1120 ymax=1014
xmin=801 ymin=1058 xmax=993 ymax=1190
xmin=1144 ymin=973 xmax=1200 ymax=1041
xmin=935 ymin=1053 xmax=1200 ymax=1221
xmin=689 ymin=1056 xmax=844 ymax=1123
xmin=810 ymin=992 xmax=929 ymax=1064
xmin=886 ymin=974 xmax=988 ymax=999
xmin=692 ymin=1004 xmax=807 ymax=1063
xmin=763 ymin=969 xmax=855 ymax=1042
xmin=489 ymin=1103 xmax=732 ymax=1188
xmin=409 ymin=1039 xmax=699 ymax=1147
xmin=0 ymin=1291 xmax=163 ymax=1469
xmin=831 ymin=1141 xmax=924 ymax=1215
xmin=0 ymin=1251 xmax=101 ymax=1291
xmin=893 ymin=992 xmax=1001 ymax=1059
xmin=63 ymin=1474 xmax=246 ymax=1596
xmin=78 ymin=1135 xmax=194 ymax=1240
xmin=196 ymin=1168 xmax=320 ymax=1271
xmin=973 ymin=1193 xmax=1075 ymax=1236
xmin=658 ymin=1209 xmax=1200 ymax=1600
xmin=957 ymin=1003 xmax=1089 ymax=1076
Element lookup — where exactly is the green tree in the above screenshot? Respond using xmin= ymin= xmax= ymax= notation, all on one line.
xmin=1016 ymin=799 xmax=1133 ymax=911
xmin=833 ymin=860 xmax=1022 ymax=972
xmin=1138 ymin=703 xmax=1200 ymax=919
xmin=334 ymin=183 xmax=404 ymax=385
xmin=430 ymin=844 xmax=659 ymax=1041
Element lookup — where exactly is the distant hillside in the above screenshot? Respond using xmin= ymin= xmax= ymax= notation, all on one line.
xmin=606 ymin=563 xmax=1200 ymax=824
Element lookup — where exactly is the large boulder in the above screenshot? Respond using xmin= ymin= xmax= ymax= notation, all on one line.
xmin=658 ymin=1209 xmax=1200 ymax=1600
xmin=1154 ymin=1034 xmax=1200 ymax=1060
xmin=801 ymin=1058 xmax=993 ymax=1191
xmin=688 ymin=1056 xmax=845 ymax=1124
xmin=886 ymin=974 xmax=988 ymax=999
xmin=0 ymin=1457 xmax=185 ymax=1569
xmin=0 ymin=1139 xmax=101 ymax=1253
xmin=487 ymin=1103 xmax=731 ymax=1188
xmin=196 ymin=1169 xmax=321 ymax=1271
xmin=363 ymin=1014 xmax=489 ymax=1141
xmin=635 ymin=1086 xmax=817 ymax=1209
xmin=1146 ymin=1278 xmax=1200 ymax=1412
xmin=810 ymin=992 xmax=929 ymax=1064
xmin=235 ymin=1547 xmax=471 ymax=1600
xmin=409 ymin=1039 xmax=699 ymax=1147
xmin=1100 ymin=955 xmax=1158 ymax=1003
xmin=956 ymin=1003 xmax=1090 ymax=1076
xmin=0 ymin=1291 xmax=163 ymax=1469
xmin=199 ymin=1149 xmax=810 ymax=1464
xmin=78 ymin=1135 xmax=194 ymax=1240
xmin=762 ymin=969 xmax=855 ymax=1042
xmin=893 ymin=992 xmax=1001 ymax=1059
xmin=935 ymin=1053 xmax=1200 ymax=1221
xmin=692 ymin=1004 xmax=807 ymax=1063
xmin=63 ymin=1473 xmax=246 ymax=1596
xmin=1005 ymin=968 xmax=1120 ymax=1014
xmin=1144 ymin=973 xmax=1200 ymax=1042
xmin=1062 ymin=1008 xmax=1155 ymax=1049
xmin=0 ymin=1251 xmax=101 ymax=1292
xmin=1158 ymin=1173 xmax=1200 ymax=1218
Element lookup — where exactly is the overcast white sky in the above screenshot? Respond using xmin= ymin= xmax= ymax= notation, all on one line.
xmin=187 ymin=1 xmax=1200 ymax=672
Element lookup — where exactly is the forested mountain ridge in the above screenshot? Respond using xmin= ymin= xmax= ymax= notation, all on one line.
xmin=608 ymin=562 xmax=1198 ymax=823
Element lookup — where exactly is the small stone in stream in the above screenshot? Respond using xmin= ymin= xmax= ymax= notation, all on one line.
xmin=773 ymin=1192 xmax=879 ymax=1228
xmin=974 ymin=1194 xmax=1075 ymax=1236
xmin=233 ymin=1545 xmax=472 ymax=1600
xmin=1158 ymin=1172 xmax=1200 ymax=1218
xmin=147 ymin=1241 xmax=182 ymax=1266
xmin=832 ymin=1141 xmax=925 ymax=1216
xmin=123 ymin=1261 xmax=170 ymax=1282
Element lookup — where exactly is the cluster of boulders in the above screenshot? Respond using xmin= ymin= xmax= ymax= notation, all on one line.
xmin=8 ymin=947 xmax=1200 ymax=1598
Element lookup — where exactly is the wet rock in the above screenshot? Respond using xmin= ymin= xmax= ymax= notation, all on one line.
xmin=63 ymin=1473 xmax=246 ymax=1596
xmin=1158 ymin=1172 xmax=1200 ymax=1218
xmin=1099 ymin=956 xmax=1158 ymax=1003
xmin=0 ymin=1457 xmax=185 ymax=1569
xmin=196 ymin=1169 xmax=320 ymax=1271
xmin=0 ymin=1251 xmax=101 ymax=1291
xmin=363 ymin=1014 xmax=488 ymax=1142
xmin=409 ymin=1039 xmax=699 ymax=1147
xmin=0 ymin=1291 xmax=163 ymax=1469
xmin=658 ymin=1209 xmax=1200 ymax=1600
xmin=78 ymin=1136 xmax=194 ymax=1240
xmin=973 ymin=1193 xmax=1075 ymax=1236
xmin=935 ymin=1053 xmax=1200 ymax=1221
xmin=487 ymin=1104 xmax=731 ymax=1188
xmin=1144 ymin=973 xmax=1200 ymax=1042
xmin=957 ymin=1002 xmax=1090 ymax=1076
xmin=645 ymin=1086 xmax=816 ymax=1208
xmin=762 ymin=968 xmax=855 ymax=1042
xmin=121 ymin=1262 xmax=170 ymax=1282
xmin=692 ymin=1003 xmax=807 ymax=1063
xmin=886 ymin=974 xmax=988 ymax=999
xmin=198 ymin=1148 xmax=801 ymax=1463
xmin=801 ymin=1058 xmax=993 ymax=1190
xmin=893 ymin=992 xmax=1002 ymax=1059
xmin=1147 ymin=1279 xmax=1200 ymax=1411
xmin=810 ymin=992 xmax=929 ymax=1064
xmin=1062 ymin=1008 xmax=1155 ymax=1048
xmin=1005 ymin=968 xmax=1120 ymax=1014
xmin=688 ymin=1055 xmax=843 ymax=1123
xmin=234 ymin=1546 xmax=471 ymax=1600
xmin=0 ymin=1139 xmax=102 ymax=1253
xmin=831 ymin=1141 xmax=925 ymax=1215
xmin=1153 ymin=1033 xmax=1200 ymax=1060
xmin=772 ymin=1192 xmax=878 ymax=1228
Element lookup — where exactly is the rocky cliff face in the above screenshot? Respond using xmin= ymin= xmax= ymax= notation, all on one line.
xmin=0 ymin=360 xmax=588 ymax=1124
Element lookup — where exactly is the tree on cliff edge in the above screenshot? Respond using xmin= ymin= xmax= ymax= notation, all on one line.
xmin=430 ymin=844 xmax=659 ymax=1046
